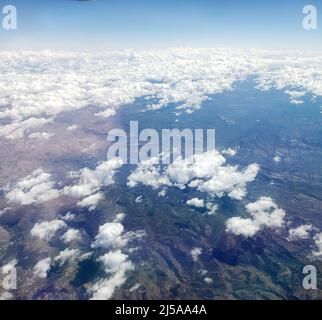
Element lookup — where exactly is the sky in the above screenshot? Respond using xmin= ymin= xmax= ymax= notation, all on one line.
xmin=0 ymin=0 xmax=321 ymax=51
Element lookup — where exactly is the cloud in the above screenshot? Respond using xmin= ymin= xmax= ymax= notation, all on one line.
xmin=273 ymin=156 xmax=281 ymax=163
xmin=28 ymin=132 xmax=54 ymax=140
xmin=226 ymin=217 xmax=261 ymax=238
xmin=89 ymin=214 xmax=144 ymax=300
xmin=190 ymin=247 xmax=202 ymax=262
xmin=5 ymin=169 xmax=60 ymax=205
xmin=31 ymin=219 xmax=67 ymax=240
xmin=67 ymin=124 xmax=78 ymax=131
xmin=127 ymin=158 xmax=171 ymax=189
xmin=4 ymin=158 xmax=121 ymax=209
xmin=1 ymin=259 xmax=17 ymax=274
xmin=90 ymin=250 xmax=134 ymax=300
xmin=129 ymin=283 xmax=141 ymax=292
xmin=94 ymin=109 xmax=116 ymax=118
xmin=226 ymin=197 xmax=286 ymax=238
xmin=63 ymin=159 xmax=123 ymax=198
xmin=62 ymin=229 xmax=82 ymax=243
xmin=312 ymin=233 xmax=322 ymax=259
xmin=113 ymin=213 xmax=126 ymax=223
xmin=0 ymin=292 xmax=14 ymax=300
xmin=77 ymin=192 xmax=103 ymax=211
xmin=221 ymin=148 xmax=237 ymax=156
xmin=204 ymin=277 xmax=213 ymax=284
xmin=98 ymin=250 xmax=130 ymax=273
xmin=205 ymin=202 xmax=218 ymax=215
xmin=284 ymin=90 xmax=305 ymax=105
xmin=1 ymin=50 xmax=322 ymax=138
xmin=288 ymin=224 xmax=313 ymax=241
xmin=92 ymin=222 xmax=128 ymax=249
xmin=0 ymin=117 xmax=52 ymax=139
xmin=187 ymin=198 xmax=204 ymax=208
xmin=0 ymin=208 xmax=10 ymax=216
xmin=128 ymin=150 xmax=259 ymax=201
xmin=158 ymin=189 xmax=167 ymax=197
xmin=54 ymin=249 xmax=81 ymax=267
xmin=195 ymin=163 xmax=259 ymax=200
xmin=0 ymin=291 xmax=15 ymax=301
xmin=91 ymin=220 xmax=145 ymax=250
xmin=33 ymin=257 xmax=51 ymax=278
xmin=61 ymin=212 xmax=76 ymax=221
xmin=0 ymin=49 xmax=254 ymax=126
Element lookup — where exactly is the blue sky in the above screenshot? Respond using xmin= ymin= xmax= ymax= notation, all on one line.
xmin=1 ymin=0 xmax=321 ymax=50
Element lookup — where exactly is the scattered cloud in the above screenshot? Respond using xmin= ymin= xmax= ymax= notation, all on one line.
xmin=0 ymin=291 xmax=14 ymax=300
xmin=221 ymin=148 xmax=237 ymax=156
xmin=0 ymin=117 xmax=52 ymax=140
xmin=226 ymin=197 xmax=286 ymax=237
xmin=158 ymin=189 xmax=167 ymax=197
xmin=89 ymin=213 xmax=144 ymax=300
xmin=94 ymin=109 xmax=116 ymax=119
xmin=190 ymin=247 xmax=202 ymax=262
xmin=31 ymin=219 xmax=67 ymax=240
xmin=129 ymin=283 xmax=141 ymax=292
xmin=113 ymin=213 xmax=126 ymax=223
xmin=54 ymin=249 xmax=81 ymax=267
xmin=33 ymin=257 xmax=51 ymax=278
xmin=127 ymin=157 xmax=171 ymax=189
xmin=77 ymin=192 xmax=103 ymax=211
xmin=273 ymin=156 xmax=281 ymax=163
xmin=63 ymin=159 xmax=122 ymax=198
xmin=284 ymin=90 xmax=305 ymax=105
xmin=288 ymin=224 xmax=313 ymax=241
xmin=312 ymin=233 xmax=322 ymax=259
xmin=204 ymin=277 xmax=213 ymax=284
xmin=61 ymin=212 xmax=76 ymax=221
xmin=1 ymin=259 xmax=17 ymax=274
xmin=28 ymin=132 xmax=54 ymax=140
xmin=67 ymin=124 xmax=79 ymax=131
xmin=92 ymin=222 xmax=128 ymax=249
xmin=5 ymin=169 xmax=60 ymax=205
xmin=187 ymin=198 xmax=204 ymax=208
xmin=62 ymin=229 xmax=82 ymax=243
xmin=128 ymin=150 xmax=259 ymax=201
xmin=90 ymin=250 xmax=134 ymax=300
xmin=205 ymin=202 xmax=218 ymax=215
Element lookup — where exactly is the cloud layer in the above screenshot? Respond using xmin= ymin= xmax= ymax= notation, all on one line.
xmin=1 ymin=49 xmax=321 ymax=139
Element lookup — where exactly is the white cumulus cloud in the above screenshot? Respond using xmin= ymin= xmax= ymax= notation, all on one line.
xmin=128 ymin=150 xmax=259 ymax=201
xmin=187 ymin=198 xmax=205 ymax=208
xmin=63 ymin=159 xmax=122 ymax=198
xmin=288 ymin=224 xmax=313 ymax=241
xmin=33 ymin=257 xmax=51 ymax=279
xmin=62 ymin=229 xmax=82 ymax=244
xmin=31 ymin=219 xmax=66 ymax=240
xmin=226 ymin=197 xmax=286 ymax=237
xmin=92 ymin=222 xmax=128 ymax=249
xmin=90 ymin=250 xmax=134 ymax=300
xmin=190 ymin=247 xmax=202 ymax=262
xmin=5 ymin=169 xmax=60 ymax=205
